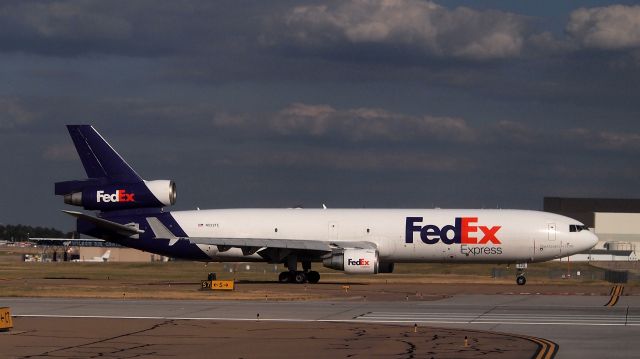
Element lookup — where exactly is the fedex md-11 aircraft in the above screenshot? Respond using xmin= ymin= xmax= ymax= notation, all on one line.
xmin=56 ymin=125 xmax=598 ymax=285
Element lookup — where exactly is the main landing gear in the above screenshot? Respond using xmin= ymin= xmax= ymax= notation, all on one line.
xmin=516 ymin=263 xmax=527 ymax=286
xmin=277 ymin=257 xmax=321 ymax=284
xmin=278 ymin=270 xmax=320 ymax=284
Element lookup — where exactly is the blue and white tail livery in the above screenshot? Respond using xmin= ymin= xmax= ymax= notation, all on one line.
xmin=56 ymin=125 xmax=598 ymax=284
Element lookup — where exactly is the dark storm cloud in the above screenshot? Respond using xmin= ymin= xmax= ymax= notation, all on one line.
xmin=0 ymin=0 xmax=159 ymax=56
xmin=0 ymin=0 xmax=276 ymax=57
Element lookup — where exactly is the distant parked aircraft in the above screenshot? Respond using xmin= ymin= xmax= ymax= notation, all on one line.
xmin=72 ymin=250 xmax=110 ymax=263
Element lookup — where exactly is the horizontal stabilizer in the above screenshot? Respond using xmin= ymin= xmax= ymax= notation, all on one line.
xmin=62 ymin=210 xmax=144 ymax=237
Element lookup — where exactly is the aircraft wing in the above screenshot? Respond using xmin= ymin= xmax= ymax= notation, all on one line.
xmin=187 ymin=237 xmax=332 ymax=252
xmin=186 ymin=237 xmax=377 ymax=251
xmin=146 ymin=216 xmax=377 ymax=252
xmin=186 ymin=237 xmax=377 ymax=261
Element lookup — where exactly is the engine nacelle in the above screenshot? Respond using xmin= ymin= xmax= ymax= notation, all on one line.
xmin=323 ymin=248 xmax=379 ymax=274
xmin=143 ymin=180 xmax=177 ymax=207
xmin=60 ymin=180 xmax=176 ymax=211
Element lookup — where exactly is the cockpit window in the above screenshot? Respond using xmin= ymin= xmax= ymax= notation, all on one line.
xmin=569 ymin=224 xmax=589 ymax=232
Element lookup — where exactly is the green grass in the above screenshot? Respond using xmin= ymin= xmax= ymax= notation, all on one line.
xmin=0 ymin=260 xmax=628 ymax=300
xmin=0 ymin=261 xmax=617 ymax=283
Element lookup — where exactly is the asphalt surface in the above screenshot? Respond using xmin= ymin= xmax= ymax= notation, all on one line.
xmin=2 ymin=293 xmax=639 ymax=358
xmin=3 ymin=317 xmax=537 ymax=359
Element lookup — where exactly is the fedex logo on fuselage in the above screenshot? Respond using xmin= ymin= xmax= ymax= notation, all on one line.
xmin=347 ymin=258 xmax=370 ymax=266
xmin=96 ymin=190 xmax=135 ymax=203
xmin=405 ymin=217 xmax=501 ymax=245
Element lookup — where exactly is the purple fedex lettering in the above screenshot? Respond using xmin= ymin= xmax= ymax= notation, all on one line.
xmin=405 ymin=217 xmax=422 ymax=244
xmin=405 ymin=217 xmax=501 ymax=245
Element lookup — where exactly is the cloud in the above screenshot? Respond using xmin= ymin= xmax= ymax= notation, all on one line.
xmin=214 ymin=103 xmax=478 ymax=143
xmin=0 ymin=0 xmax=248 ymax=57
xmin=567 ymin=5 xmax=640 ymax=50
xmin=7 ymin=1 xmax=132 ymax=40
xmin=0 ymin=1 xmax=136 ymax=56
xmin=0 ymin=98 xmax=37 ymax=129
xmin=492 ymin=120 xmax=540 ymax=145
xmin=264 ymin=0 xmax=529 ymax=61
xmin=567 ymin=128 xmax=640 ymax=151
xmin=8 ymin=95 xmax=640 ymax=158
xmin=211 ymin=147 xmax=476 ymax=173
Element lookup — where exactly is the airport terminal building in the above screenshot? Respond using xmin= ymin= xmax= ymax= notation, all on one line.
xmin=544 ymin=197 xmax=640 ymax=261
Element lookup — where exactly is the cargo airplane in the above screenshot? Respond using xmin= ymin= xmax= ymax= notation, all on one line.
xmin=56 ymin=126 xmax=598 ymax=285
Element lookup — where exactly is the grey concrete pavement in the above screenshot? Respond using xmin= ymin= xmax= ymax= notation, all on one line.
xmin=2 ymin=294 xmax=638 ymax=358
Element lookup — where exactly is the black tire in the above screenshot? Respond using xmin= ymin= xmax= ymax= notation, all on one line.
xmin=294 ymin=271 xmax=307 ymax=284
xmin=516 ymin=275 xmax=526 ymax=286
xmin=307 ymin=271 xmax=320 ymax=284
xmin=278 ymin=271 xmax=290 ymax=283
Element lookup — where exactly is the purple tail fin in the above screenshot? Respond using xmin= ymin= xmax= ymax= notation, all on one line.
xmin=56 ymin=125 xmax=176 ymax=211
xmin=67 ymin=125 xmax=142 ymax=183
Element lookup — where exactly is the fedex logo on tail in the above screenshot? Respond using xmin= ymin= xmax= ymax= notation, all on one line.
xmin=405 ymin=217 xmax=501 ymax=245
xmin=96 ymin=190 xmax=135 ymax=203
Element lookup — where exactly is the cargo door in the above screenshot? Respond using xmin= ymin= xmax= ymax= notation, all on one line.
xmin=328 ymin=222 xmax=338 ymax=241
xmin=548 ymin=223 xmax=556 ymax=241
xmin=547 ymin=223 xmax=561 ymax=257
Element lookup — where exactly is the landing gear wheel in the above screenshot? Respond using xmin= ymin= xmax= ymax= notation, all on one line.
xmin=294 ymin=271 xmax=307 ymax=284
xmin=278 ymin=272 xmax=290 ymax=283
xmin=516 ymin=275 xmax=526 ymax=286
xmin=307 ymin=271 xmax=320 ymax=284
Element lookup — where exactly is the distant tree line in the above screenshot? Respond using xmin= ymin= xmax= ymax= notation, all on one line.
xmin=0 ymin=224 xmax=75 ymax=241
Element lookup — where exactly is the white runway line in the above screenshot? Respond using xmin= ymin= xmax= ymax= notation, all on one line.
xmin=355 ymin=311 xmax=640 ymax=326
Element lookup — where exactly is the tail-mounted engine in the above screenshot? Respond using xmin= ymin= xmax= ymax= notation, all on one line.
xmin=56 ymin=179 xmax=176 ymax=211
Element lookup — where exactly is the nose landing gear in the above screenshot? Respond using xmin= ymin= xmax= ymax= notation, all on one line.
xmin=516 ymin=263 xmax=527 ymax=285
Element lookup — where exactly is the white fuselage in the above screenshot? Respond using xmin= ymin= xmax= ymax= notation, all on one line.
xmin=170 ymin=208 xmax=598 ymax=263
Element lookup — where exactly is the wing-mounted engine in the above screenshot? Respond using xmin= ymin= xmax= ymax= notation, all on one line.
xmin=323 ymin=248 xmax=379 ymax=274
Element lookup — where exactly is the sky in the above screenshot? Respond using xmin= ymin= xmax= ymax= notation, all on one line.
xmin=1 ymin=0 xmax=640 ymax=230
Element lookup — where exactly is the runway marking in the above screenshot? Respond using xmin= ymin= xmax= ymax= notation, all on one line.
xmin=355 ymin=311 xmax=640 ymax=326
xmin=524 ymin=334 xmax=558 ymax=359
xmin=15 ymin=314 xmax=321 ymax=322
xmin=13 ymin=312 xmax=640 ymax=327
xmin=490 ymin=332 xmax=558 ymax=359
xmin=605 ymin=285 xmax=624 ymax=307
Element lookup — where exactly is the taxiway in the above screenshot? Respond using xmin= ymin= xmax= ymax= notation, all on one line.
xmin=2 ymin=292 xmax=638 ymax=358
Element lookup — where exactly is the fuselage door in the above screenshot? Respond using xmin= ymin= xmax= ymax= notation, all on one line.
xmin=328 ymin=222 xmax=338 ymax=241
xmin=548 ymin=223 xmax=556 ymax=241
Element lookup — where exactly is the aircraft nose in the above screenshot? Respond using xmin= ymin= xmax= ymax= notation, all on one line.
xmin=586 ymin=231 xmax=599 ymax=250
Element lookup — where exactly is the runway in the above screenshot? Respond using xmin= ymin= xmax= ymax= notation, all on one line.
xmin=3 ymin=293 xmax=639 ymax=358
